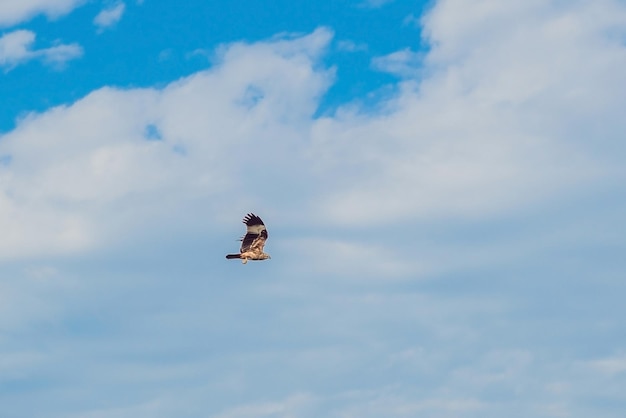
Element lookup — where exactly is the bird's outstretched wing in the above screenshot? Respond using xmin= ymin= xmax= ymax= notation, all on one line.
xmin=240 ymin=213 xmax=268 ymax=253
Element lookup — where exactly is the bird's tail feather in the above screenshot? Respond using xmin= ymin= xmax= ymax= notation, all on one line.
xmin=225 ymin=254 xmax=241 ymax=259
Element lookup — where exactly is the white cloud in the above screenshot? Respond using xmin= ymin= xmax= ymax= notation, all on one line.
xmin=0 ymin=29 xmax=82 ymax=70
xmin=336 ymin=39 xmax=368 ymax=53
xmin=312 ymin=0 xmax=626 ymax=225
xmin=39 ymin=40 xmax=83 ymax=67
xmin=402 ymin=13 xmax=421 ymax=28
xmin=361 ymin=0 xmax=395 ymax=8
xmin=333 ymin=392 xmax=486 ymax=417
xmin=0 ymin=29 xmax=33 ymax=65
xmin=371 ymin=48 xmax=423 ymax=77
xmin=1 ymin=2 xmax=626 ymax=416
xmin=23 ymin=265 xmax=60 ymax=279
xmin=279 ymin=237 xmax=431 ymax=280
xmin=0 ymin=28 xmax=333 ymax=259
xmin=588 ymin=353 xmax=626 ymax=375
xmin=1 ymin=0 xmax=626 ymax=260
xmin=0 ymin=0 xmax=84 ymax=27
xmin=94 ymin=2 xmax=126 ymax=31
xmin=213 ymin=394 xmax=316 ymax=418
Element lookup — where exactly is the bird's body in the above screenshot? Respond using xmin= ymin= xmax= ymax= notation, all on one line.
xmin=225 ymin=213 xmax=271 ymax=264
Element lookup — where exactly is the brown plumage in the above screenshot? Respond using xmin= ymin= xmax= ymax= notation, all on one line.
xmin=225 ymin=213 xmax=271 ymax=264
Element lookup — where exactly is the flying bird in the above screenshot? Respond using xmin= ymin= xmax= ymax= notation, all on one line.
xmin=225 ymin=213 xmax=271 ymax=264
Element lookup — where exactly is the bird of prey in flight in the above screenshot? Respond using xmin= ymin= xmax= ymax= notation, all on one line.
xmin=225 ymin=213 xmax=270 ymax=264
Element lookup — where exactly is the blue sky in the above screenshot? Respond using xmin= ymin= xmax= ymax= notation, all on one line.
xmin=1 ymin=0 xmax=626 ymax=417
xmin=0 ymin=0 xmax=427 ymax=132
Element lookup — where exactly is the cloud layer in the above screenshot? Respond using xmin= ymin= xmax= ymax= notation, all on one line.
xmin=2 ymin=0 xmax=625 ymax=258
xmin=318 ymin=0 xmax=626 ymax=224
xmin=1 ymin=1 xmax=626 ymax=417
xmin=0 ymin=28 xmax=333 ymax=259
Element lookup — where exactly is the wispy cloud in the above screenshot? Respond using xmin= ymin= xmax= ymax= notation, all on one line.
xmin=588 ymin=353 xmax=626 ymax=375
xmin=336 ymin=39 xmax=368 ymax=53
xmin=402 ymin=13 xmax=421 ymax=28
xmin=0 ymin=29 xmax=82 ymax=70
xmin=93 ymin=2 xmax=126 ymax=32
xmin=371 ymin=48 xmax=423 ymax=77
xmin=279 ymin=237 xmax=430 ymax=280
xmin=360 ymin=0 xmax=395 ymax=8
xmin=0 ymin=0 xmax=85 ymax=27
xmin=213 ymin=394 xmax=316 ymax=418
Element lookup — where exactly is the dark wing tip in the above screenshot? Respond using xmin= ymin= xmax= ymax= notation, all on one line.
xmin=242 ymin=213 xmax=264 ymax=226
